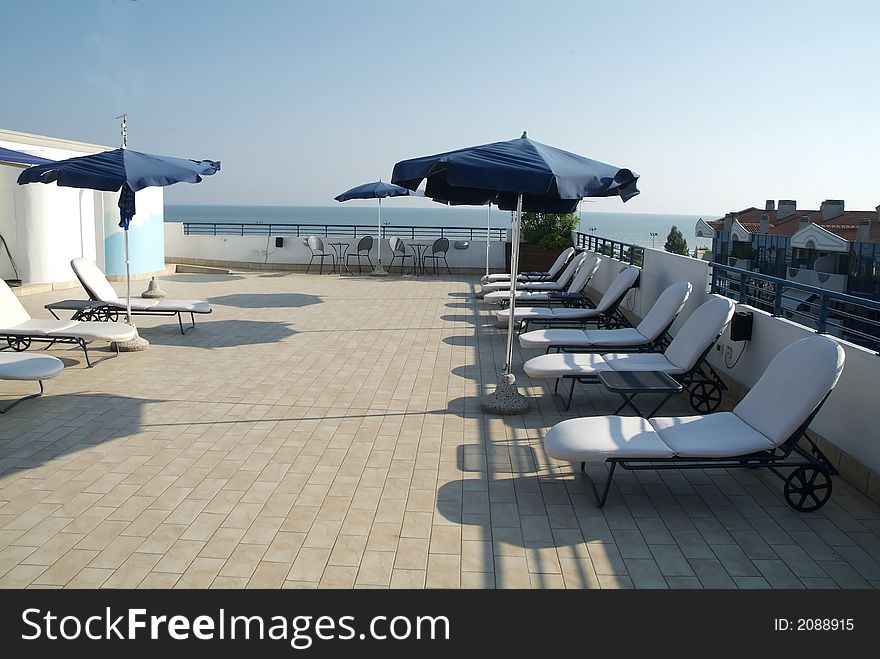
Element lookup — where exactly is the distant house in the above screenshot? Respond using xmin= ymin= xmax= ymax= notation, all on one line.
xmin=695 ymin=200 xmax=880 ymax=300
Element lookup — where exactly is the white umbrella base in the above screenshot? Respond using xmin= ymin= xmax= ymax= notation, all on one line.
xmin=481 ymin=373 xmax=530 ymax=415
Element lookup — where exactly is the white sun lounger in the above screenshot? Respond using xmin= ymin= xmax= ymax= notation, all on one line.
xmin=482 ymin=254 xmax=600 ymax=306
xmin=524 ymin=296 xmax=735 ymax=410
xmin=519 ymin=281 xmax=692 ymax=351
xmin=495 ymin=265 xmax=641 ymax=333
xmin=0 ymin=352 xmax=64 ymax=413
xmin=480 ymin=247 xmax=575 ymax=283
xmin=543 ymin=336 xmax=845 ymax=512
xmin=479 ymin=250 xmax=585 ymax=295
xmin=0 ymin=280 xmax=135 ymax=367
xmin=71 ymin=258 xmax=212 ymax=335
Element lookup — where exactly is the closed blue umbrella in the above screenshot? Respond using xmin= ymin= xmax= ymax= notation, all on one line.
xmin=392 ymin=132 xmax=638 ymax=413
xmin=18 ymin=147 xmax=220 ymax=333
xmin=0 ymin=146 xmax=54 ymax=167
xmin=335 ymin=181 xmax=414 ymax=276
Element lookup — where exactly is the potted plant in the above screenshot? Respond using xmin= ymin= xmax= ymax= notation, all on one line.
xmin=505 ymin=211 xmax=579 ymax=272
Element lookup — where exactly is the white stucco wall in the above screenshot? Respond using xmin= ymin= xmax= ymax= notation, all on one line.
xmin=164 ymin=222 xmax=506 ymax=271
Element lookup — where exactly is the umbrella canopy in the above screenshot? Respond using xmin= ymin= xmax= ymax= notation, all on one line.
xmin=392 ymin=133 xmax=638 ymax=414
xmin=334 ymin=181 xmax=416 ymax=276
xmin=17 ymin=147 xmax=220 ymax=332
xmin=334 ymin=180 xmax=413 ymax=202
xmin=391 ymin=133 xmax=639 ymax=211
xmin=0 ymin=146 xmax=54 ymax=167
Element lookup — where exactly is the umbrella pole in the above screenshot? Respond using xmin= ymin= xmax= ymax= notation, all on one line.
xmin=113 ymin=218 xmax=149 ymax=352
xmin=485 ymin=202 xmax=491 ymax=278
xmin=370 ymin=197 xmax=387 ymax=276
xmin=125 ymin=228 xmax=132 ymax=324
xmin=481 ymin=193 xmax=530 ymax=415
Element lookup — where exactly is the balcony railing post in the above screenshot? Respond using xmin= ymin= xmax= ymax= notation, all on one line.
xmin=773 ymin=285 xmax=783 ymax=316
xmin=817 ymin=295 xmax=830 ymax=334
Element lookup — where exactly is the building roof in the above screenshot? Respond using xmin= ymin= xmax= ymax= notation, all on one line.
xmin=705 ymin=205 xmax=880 ymax=244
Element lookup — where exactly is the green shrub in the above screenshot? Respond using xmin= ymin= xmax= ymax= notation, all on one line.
xmin=518 ymin=212 xmax=577 ymax=247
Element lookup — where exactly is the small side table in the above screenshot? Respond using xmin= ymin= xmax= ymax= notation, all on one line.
xmin=598 ymin=370 xmax=683 ymax=417
xmin=407 ymin=242 xmax=430 ymax=275
xmin=328 ymin=242 xmax=352 ymax=275
xmin=45 ymin=299 xmax=114 ymax=321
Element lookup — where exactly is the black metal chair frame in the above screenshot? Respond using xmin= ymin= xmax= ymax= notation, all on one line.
xmin=387 ymin=239 xmax=416 ymax=274
xmin=3 ymin=333 xmax=119 ymax=368
xmin=579 ymin=391 xmax=838 ymax=512
xmin=422 ymin=238 xmax=451 ymax=275
xmin=0 ymin=380 xmax=45 ymax=414
xmin=519 ymin=291 xmax=633 ymax=334
xmin=549 ymin=331 xmax=728 ymax=412
xmin=345 ymin=236 xmax=374 ymax=273
xmin=306 ymin=245 xmax=335 ymax=274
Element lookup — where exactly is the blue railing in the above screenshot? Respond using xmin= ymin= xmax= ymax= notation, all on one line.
xmin=575 ymin=232 xmax=645 ymax=267
xmin=710 ymin=262 xmax=880 ymax=352
xmin=180 ymin=222 xmax=506 ymax=241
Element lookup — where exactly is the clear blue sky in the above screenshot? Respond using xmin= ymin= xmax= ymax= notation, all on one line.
xmin=2 ymin=0 xmax=879 ymax=215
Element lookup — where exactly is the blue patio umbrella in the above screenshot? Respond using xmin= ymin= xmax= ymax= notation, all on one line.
xmin=334 ymin=181 xmax=415 ymax=276
xmin=18 ymin=147 xmax=220 ymax=330
xmin=392 ymin=132 xmax=638 ymax=413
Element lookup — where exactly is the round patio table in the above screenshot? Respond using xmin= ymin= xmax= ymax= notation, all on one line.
xmin=328 ymin=241 xmax=353 ymax=275
xmin=407 ymin=242 xmax=431 ymax=275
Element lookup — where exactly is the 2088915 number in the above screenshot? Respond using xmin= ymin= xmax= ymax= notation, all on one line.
xmin=797 ymin=619 xmax=854 ymax=631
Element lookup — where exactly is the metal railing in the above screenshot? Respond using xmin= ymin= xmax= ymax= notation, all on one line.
xmin=180 ymin=222 xmax=506 ymax=241
xmin=710 ymin=262 xmax=880 ymax=353
xmin=575 ymin=232 xmax=645 ymax=267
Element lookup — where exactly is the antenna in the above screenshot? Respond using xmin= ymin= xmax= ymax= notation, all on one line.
xmin=115 ymin=114 xmax=128 ymax=148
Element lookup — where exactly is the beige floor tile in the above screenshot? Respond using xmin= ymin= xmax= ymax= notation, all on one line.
xmin=356 ymin=550 xmax=395 ymax=586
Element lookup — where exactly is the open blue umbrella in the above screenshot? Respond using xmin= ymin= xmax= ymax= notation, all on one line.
xmin=18 ymin=147 xmax=220 ymax=337
xmin=392 ymin=132 xmax=638 ymax=413
xmin=334 ymin=181 xmax=415 ymax=276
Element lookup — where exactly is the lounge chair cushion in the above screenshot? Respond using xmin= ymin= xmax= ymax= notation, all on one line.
xmin=50 ymin=321 xmax=137 ymax=343
xmin=733 ymin=336 xmax=845 ymax=446
xmin=634 ymin=282 xmax=692 ymax=341
xmin=519 ymin=327 xmax=648 ymax=349
xmin=496 ymin=306 xmax=602 ymax=323
xmin=106 ymin=298 xmax=212 ymax=314
xmin=1 ymin=319 xmax=79 ymax=336
xmin=0 ymin=353 xmax=64 ymax=381
xmin=481 ymin=253 xmax=585 ymax=293
xmin=544 ymin=416 xmax=675 ymax=462
xmin=483 ymin=290 xmax=556 ymax=304
xmin=594 ymin=267 xmax=640 ymax=312
xmin=649 ymin=413 xmax=776 ymax=457
xmin=524 ymin=351 xmax=678 ymax=379
xmin=663 ymin=297 xmax=735 ymax=370
xmin=483 ymin=247 xmax=574 ymax=282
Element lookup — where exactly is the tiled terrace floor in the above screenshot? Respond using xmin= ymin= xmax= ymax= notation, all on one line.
xmin=1 ymin=270 xmax=879 ymax=589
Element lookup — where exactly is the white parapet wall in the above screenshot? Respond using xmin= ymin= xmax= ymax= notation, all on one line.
xmin=164 ymin=222 xmax=507 ymax=273
xmin=583 ymin=247 xmax=880 ymax=484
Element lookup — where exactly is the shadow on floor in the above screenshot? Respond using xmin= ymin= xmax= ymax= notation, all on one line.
xmin=143 ymin=319 xmax=298 ymax=347
xmin=0 ymin=393 xmax=161 ymax=477
xmin=160 ymin=274 xmax=245 ymax=283
xmin=442 ymin=335 xmax=476 ymax=347
xmin=440 ymin=314 xmax=477 ymax=324
xmin=207 ymin=293 xmax=323 ymax=308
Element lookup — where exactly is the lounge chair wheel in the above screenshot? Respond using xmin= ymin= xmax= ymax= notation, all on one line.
xmin=783 ymin=466 xmax=832 ymax=512
xmin=689 ymin=381 xmax=722 ymax=413
xmin=96 ymin=308 xmax=118 ymax=322
xmin=6 ymin=337 xmax=31 ymax=352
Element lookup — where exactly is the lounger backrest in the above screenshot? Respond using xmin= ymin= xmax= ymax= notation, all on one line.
xmin=595 ymin=266 xmax=640 ymax=313
xmin=734 ymin=336 xmax=845 ymax=446
xmin=0 ymin=279 xmax=31 ymax=326
xmin=566 ymin=255 xmax=601 ymax=293
xmin=71 ymin=258 xmax=119 ymax=302
xmin=552 ymin=251 xmax=584 ymax=287
xmin=664 ymin=297 xmax=736 ymax=371
xmin=547 ymin=247 xmax=575 ymax=278
xmin=635 ymin=282 xmax=692 ymax=341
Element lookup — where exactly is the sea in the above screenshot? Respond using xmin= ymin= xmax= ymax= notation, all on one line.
xmin=165 ymin=205 xmax=714 ymax=251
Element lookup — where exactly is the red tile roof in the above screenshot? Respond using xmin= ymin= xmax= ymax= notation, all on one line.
xmin=704 ymin=206 xmax=880 ymax=244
